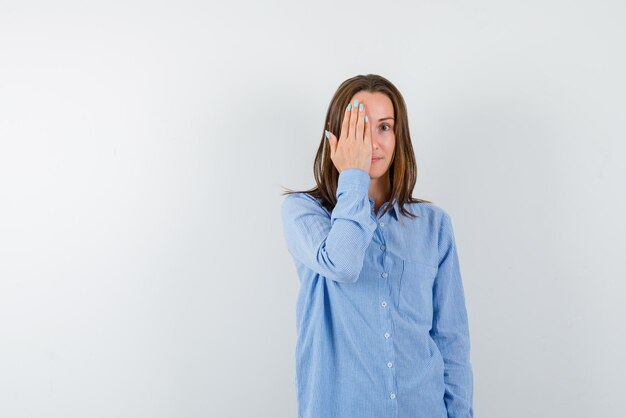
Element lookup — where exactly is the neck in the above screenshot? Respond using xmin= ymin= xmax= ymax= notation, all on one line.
xmin=368 ymin=172 xmax=392 ymax=210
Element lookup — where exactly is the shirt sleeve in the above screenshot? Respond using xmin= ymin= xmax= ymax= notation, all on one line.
xmin=280 ymin=168 xmax=378 ymax=283
xmin=431 ymin=212 xmax=474 ymax=418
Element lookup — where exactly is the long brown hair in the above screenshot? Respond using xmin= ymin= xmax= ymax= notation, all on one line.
xmin=280 ymin=74 xmax=432 ymax=220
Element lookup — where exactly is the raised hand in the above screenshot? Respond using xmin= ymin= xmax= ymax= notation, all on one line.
xmin=326 ymin=98 xmax=372 ymax=174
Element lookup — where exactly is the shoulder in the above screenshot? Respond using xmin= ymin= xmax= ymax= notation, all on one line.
xmin=405 ymin=200 xmax=452 ymax=224
xmin=282 ymin=192 xmax=323 ymax=208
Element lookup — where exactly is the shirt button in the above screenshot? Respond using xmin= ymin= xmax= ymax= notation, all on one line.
xmin=387 ymin=362 xmax=393 ymax=368
xmin=384 ymin=332 xmax=390 ymax=339
xmin=380 ymin=244 xmax=386 ymax=251
xmin=381 ymin=272 xmax=388 ymax=279
xmin=390 ymin=392 xmax=396 ymax=400
xmin=379 ymin=221 xmax=385 ymax=227
xmin=380 ymin=300 xmax=387 ymax=308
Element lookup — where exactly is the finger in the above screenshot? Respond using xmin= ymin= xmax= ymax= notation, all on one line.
xmin=326 ymin=130 xmax=337 ymax=156
xmin=347 ymin=98 xmax=359 ymax=141
xmin=339 ymin=102 xmax=351 ymax=141
xmin=364 ymin=114 xmax=372 ymax=146
xmin=356 ymin=101 xmax=365 ymax=142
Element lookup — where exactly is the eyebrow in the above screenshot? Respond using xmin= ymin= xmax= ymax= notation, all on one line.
xmin=378 ymin=117 xmax=395 ymax=122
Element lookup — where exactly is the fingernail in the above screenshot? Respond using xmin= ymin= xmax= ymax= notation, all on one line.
xmin=353 ymin=99 xmax=358 ymax=107
xmin=359 ymin=103 xmax=364 ymax=112
xmin=325 ymin=130 xmax=330 ymax=140
xmin=347 ymin=103 xmax=352 ymax=111
xmin=364 ymin=115 xmax=368 ymax=123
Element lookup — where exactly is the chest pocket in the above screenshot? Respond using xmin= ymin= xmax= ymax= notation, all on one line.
xmin=398 ymin=259 xmax=438 ymax=324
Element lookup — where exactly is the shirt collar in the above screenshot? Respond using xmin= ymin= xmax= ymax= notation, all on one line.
xmin=369 ymin=197 xmax=400 ymax=221
xmin=391 ymin=198 xmax=400 ymax=220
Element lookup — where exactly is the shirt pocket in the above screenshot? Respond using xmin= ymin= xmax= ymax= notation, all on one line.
xmin=398 ymin=259 xmax=438 ymax=323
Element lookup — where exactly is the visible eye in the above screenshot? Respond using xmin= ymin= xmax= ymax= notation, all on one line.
xmin=380 ymin=124 xmax=391 ymax=132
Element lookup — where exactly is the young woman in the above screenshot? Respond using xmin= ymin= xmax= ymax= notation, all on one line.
xmin=280 ymin=74 xmax=474 ymax=418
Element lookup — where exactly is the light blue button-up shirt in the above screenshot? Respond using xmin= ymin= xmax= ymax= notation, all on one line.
xmin=280 ymin=168 xmax=474 ymax=418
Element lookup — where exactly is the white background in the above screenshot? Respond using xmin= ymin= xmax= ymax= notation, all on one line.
xmin=1 ymin=1 xmax=625 ymax=417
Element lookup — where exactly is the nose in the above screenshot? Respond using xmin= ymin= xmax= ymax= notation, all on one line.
xmin=371 ymin=135 xmax=380 ymax=149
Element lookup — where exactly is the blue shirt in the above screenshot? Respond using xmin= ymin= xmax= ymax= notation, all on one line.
xmin=280 ymin=168 xmax=474 ymax=418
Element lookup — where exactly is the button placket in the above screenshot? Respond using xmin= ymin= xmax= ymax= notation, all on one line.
xmin=374 ymin=208 xmax=397 ymax=405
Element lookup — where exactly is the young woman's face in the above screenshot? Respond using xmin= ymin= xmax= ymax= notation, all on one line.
xmin=349 ymin=91 xmax=396 ymax=179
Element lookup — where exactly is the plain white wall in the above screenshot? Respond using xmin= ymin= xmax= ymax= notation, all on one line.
xmin=1 ymin=1 xmax=625 ymax=417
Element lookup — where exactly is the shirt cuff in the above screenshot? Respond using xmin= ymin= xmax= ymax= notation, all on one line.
xmin=337 ymin=168 xmax=370 ymax=195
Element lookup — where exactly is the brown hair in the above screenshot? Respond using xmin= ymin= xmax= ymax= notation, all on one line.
xmin=280 ymin=74 xmax=432 ymax=220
